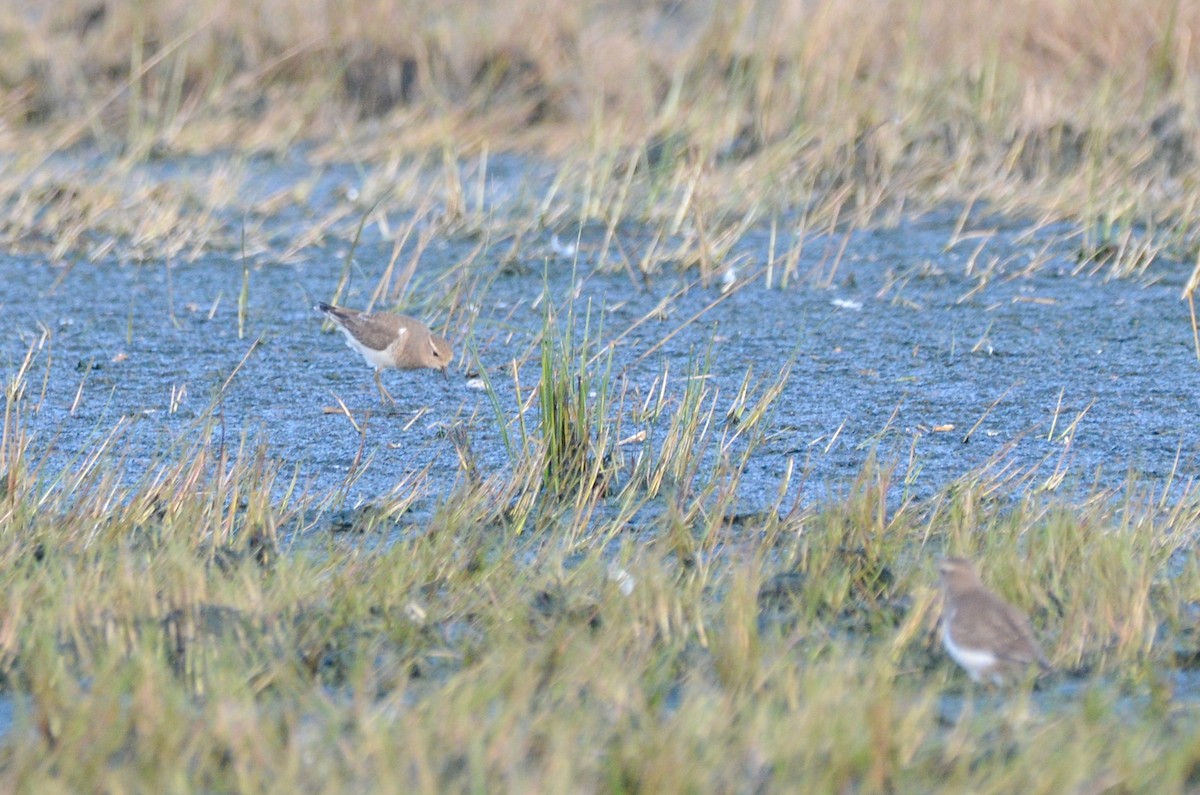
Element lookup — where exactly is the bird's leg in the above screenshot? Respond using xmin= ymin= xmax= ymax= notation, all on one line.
xmin=374 ymin=370 xmax=397 ymax=407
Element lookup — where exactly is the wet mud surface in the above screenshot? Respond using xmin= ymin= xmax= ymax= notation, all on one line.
xmin=3 ymin=154 xmax=1199 ymax=534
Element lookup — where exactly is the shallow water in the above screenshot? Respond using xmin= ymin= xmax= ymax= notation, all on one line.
xmin=2 ymin=152 xmax=1200 ymax=742
xmin=3 ymin=154 xmax=1198 ymax=527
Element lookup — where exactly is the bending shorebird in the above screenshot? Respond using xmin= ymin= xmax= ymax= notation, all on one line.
xmin=937 ymin=556 xmax=1052 ymax=685
xmin=316 ymin=302 xmax=452 ymax=404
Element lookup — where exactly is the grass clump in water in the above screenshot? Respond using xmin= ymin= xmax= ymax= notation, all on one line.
xmin=537 ymin=298 xmax=614 ymax=502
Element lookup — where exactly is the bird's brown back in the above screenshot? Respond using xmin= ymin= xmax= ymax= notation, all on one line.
xmin=947 ymin=586 xmax=1050 ymax=669
xmin=319 ymin=304 xmax=407 ymax=352
xmin=317 ymin=302 xmax=452 ymax=371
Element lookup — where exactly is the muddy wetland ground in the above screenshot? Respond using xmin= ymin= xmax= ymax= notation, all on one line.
xmin=4 ymin=1 xmax=1200 ymax=792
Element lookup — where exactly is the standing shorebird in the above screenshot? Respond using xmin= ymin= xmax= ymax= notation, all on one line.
xmin=315 ymin=302 xmax=452 ymax=404
xmin=937 ymin=557 xmax=1052 ymax=685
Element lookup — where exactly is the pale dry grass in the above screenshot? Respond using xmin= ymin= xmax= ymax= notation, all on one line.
xmin=2 ymin=3 xmax=1200 ymax=790
xmin=0 ymin=0 xmax=1195 ymax=269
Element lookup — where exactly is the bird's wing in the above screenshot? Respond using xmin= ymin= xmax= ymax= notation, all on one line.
xmin=340 ymin=313 xmax=405 ymax=353
xmin=954 ymin=591 xmax=1047 ymax=666
xmin=994 ymin=603 xmax=1051 ymax=668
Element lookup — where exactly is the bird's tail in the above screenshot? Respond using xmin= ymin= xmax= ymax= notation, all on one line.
xmin=316 ymin=302 xmax=354 ymax=322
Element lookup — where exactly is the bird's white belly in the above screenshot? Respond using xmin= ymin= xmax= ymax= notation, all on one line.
xmin=943 ymin=626 xmax=998 ymax=682
xmin=338 ymin=328 xmax=395 ymax=371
